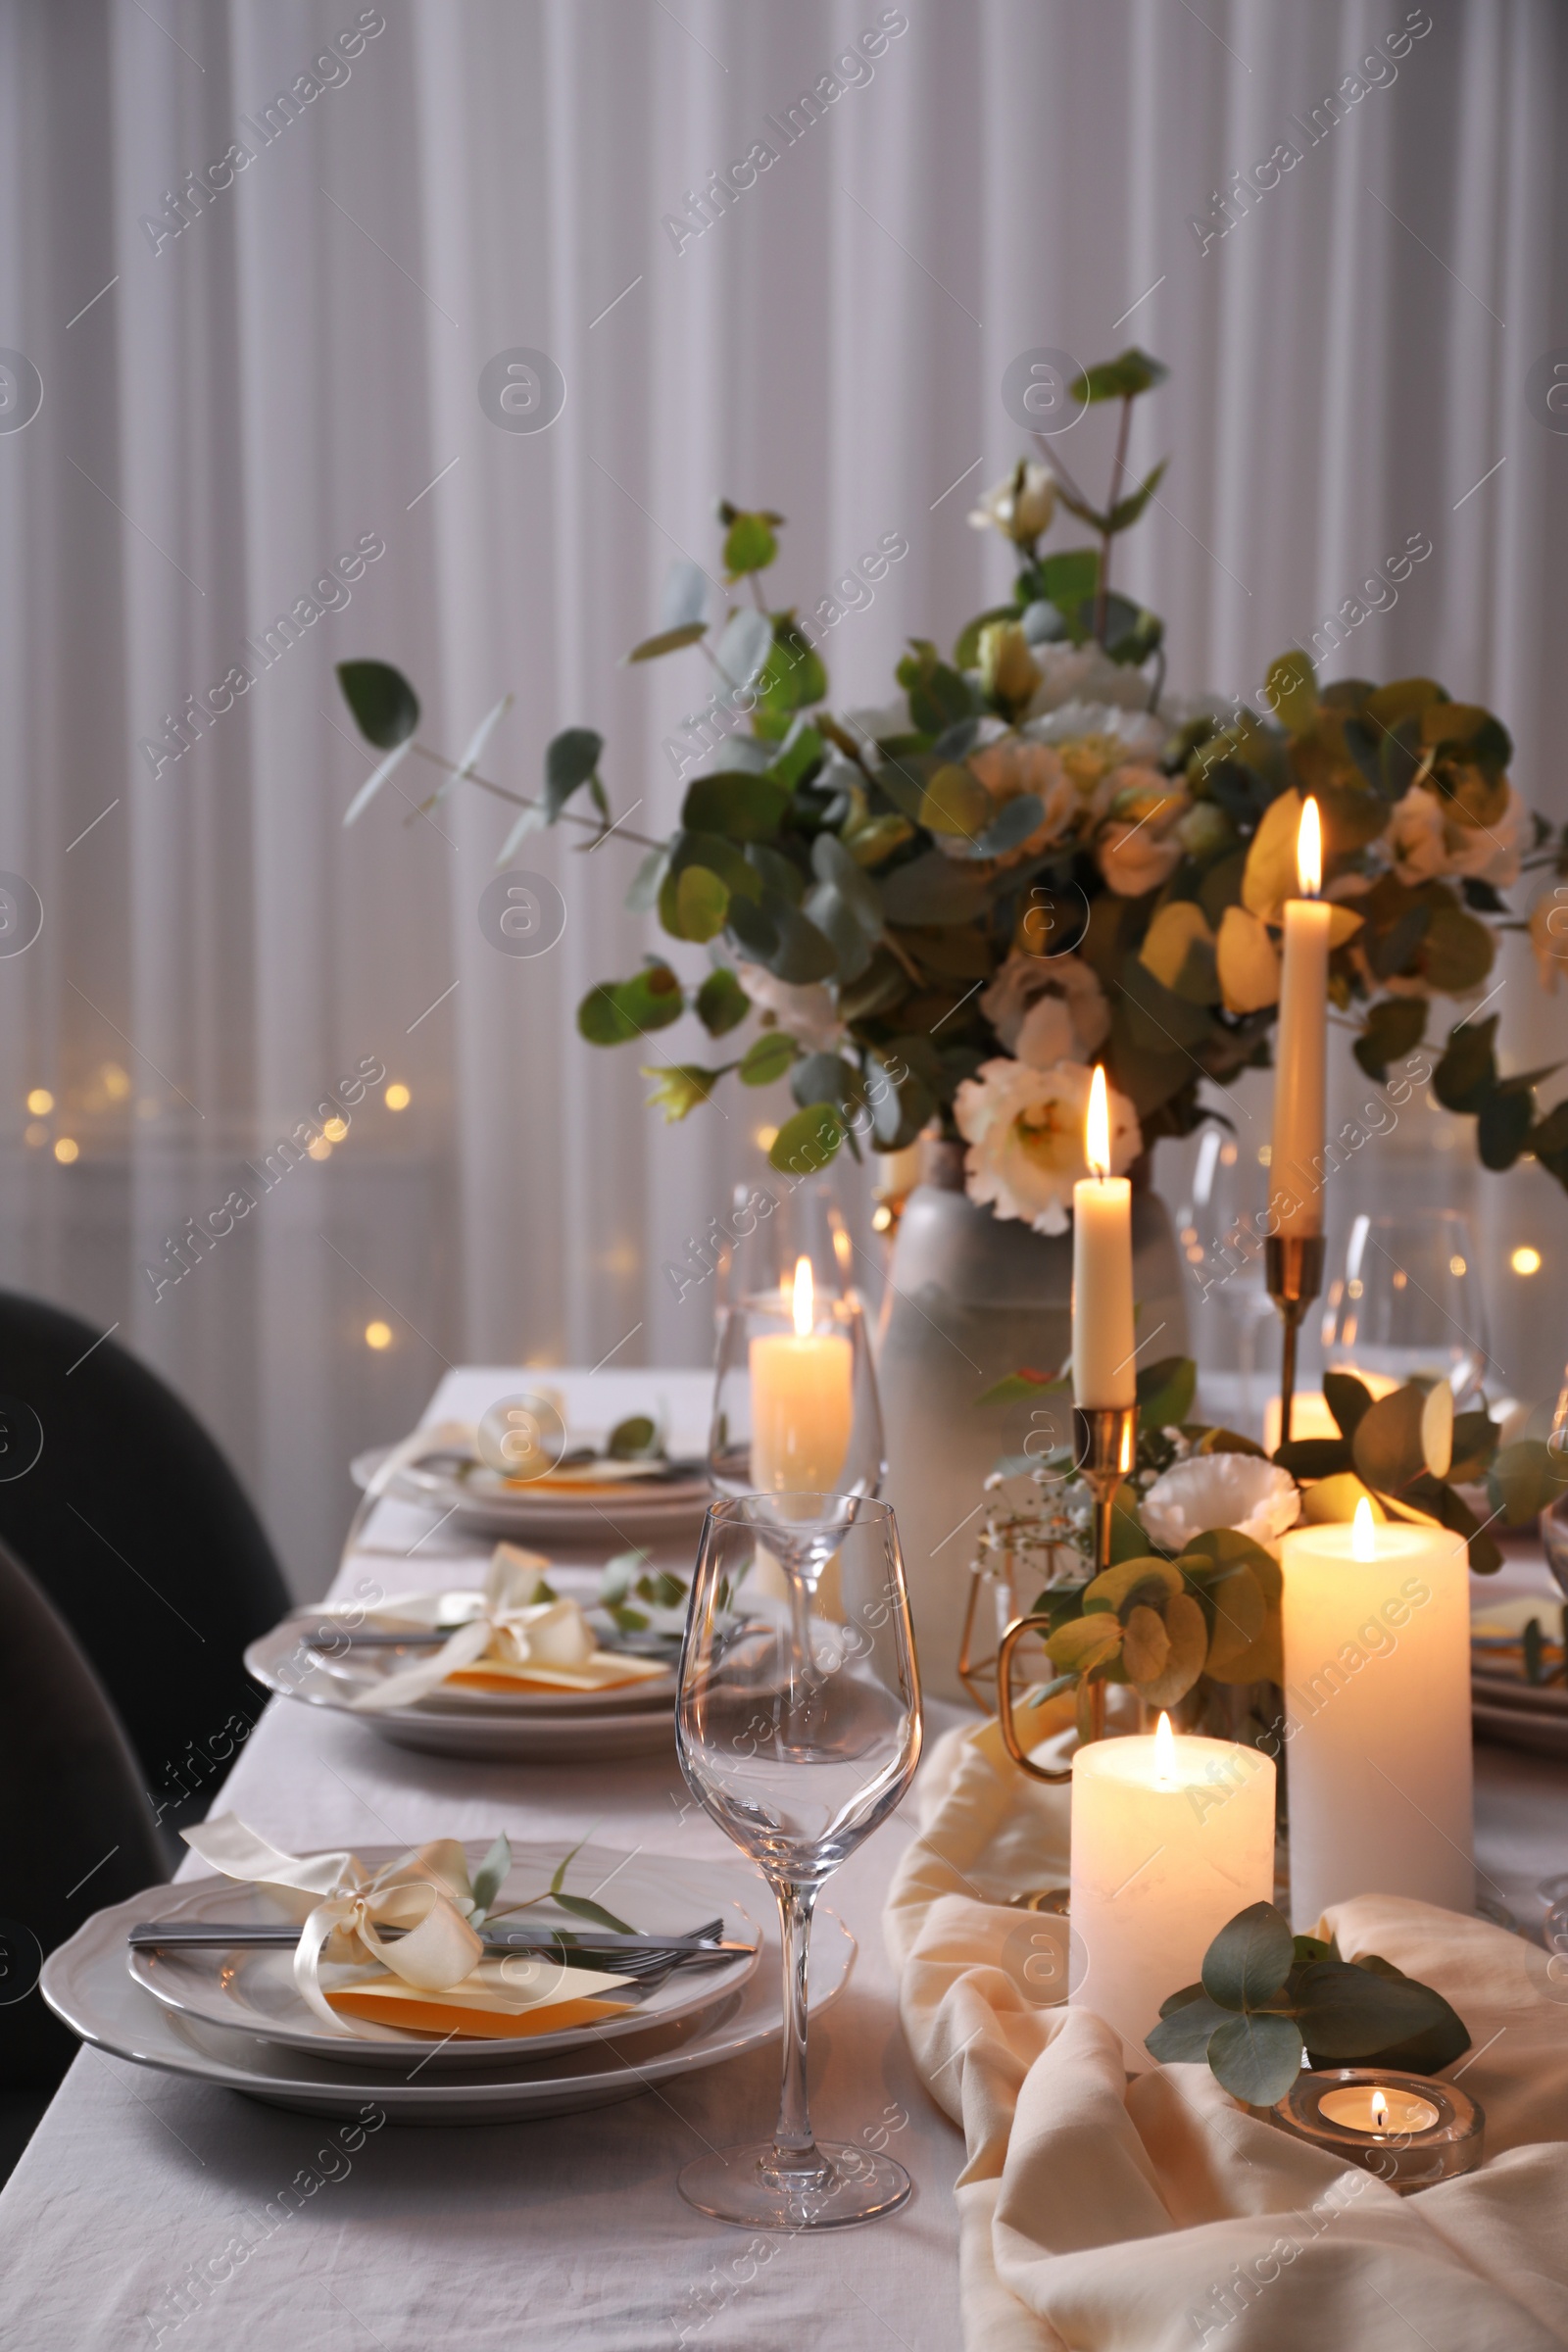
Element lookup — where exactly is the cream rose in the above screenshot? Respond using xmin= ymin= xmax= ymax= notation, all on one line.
xmin=1141 ymin=1454 xmax=1299 ymax=1552
xmin=967 ymin=461 xmax=1056 ymax=546
xmin=979 ymin=952 xmax=1110 ymax=1061
xmin=955 ymin=1057 xmax=1141 ymax=1237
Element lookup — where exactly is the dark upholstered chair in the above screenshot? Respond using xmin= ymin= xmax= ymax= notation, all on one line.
xmin=0 ymin=1535 xmax=169 ymax=2178
xmin=0 ymin=1291 xmax=290 ymax=1835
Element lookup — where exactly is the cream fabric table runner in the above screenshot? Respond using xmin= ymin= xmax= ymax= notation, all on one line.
xmin=886 ymin=1709 xmax=1568 ymax=2352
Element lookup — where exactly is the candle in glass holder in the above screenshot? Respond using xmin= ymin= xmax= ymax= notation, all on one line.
xmin=1072 ymin=1065 xmax=1136 ymax=1408
xmin=1069 ymin=1712 xmax=1276 ymax=2063
xmin=748 ymin=1258 xmax=854 ymax=1491
xmin=1271 ymin=797 xmax=1333 ymax=1236
xmin=1280 ymin=1499 xmax=1472 ymax=1928
xmin=1272 ymin=2068 xmax=1484 ymax=2189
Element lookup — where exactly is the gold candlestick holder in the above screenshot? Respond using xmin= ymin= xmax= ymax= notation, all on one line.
xmin=1265 ymin=1232 xmax=1325 ymax=1449
xmin=996 ymin=1402 xmax=1139 ymax=1784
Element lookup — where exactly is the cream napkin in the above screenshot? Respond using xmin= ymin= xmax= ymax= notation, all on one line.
xmin=347 ymin=1544 xmax=669 ymax=1712
xmin=179 ymin=1815 xmax=632 ymax=2039
xmin=886 ymin=1714 xmax=1568 ymax=2351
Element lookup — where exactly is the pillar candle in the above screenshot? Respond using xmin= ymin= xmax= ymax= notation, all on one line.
xmin=1271 ymin=797 xmax=1332 ymax=1236
xmin=1280 ymin=1507 xmax=1472 ymax=1929
xmin=749 ymin=1257 xmax=854 ymax=1492
xmin=1069 ymin=1715 xmax=1276 ymax=2064
xmin=1072 ymin=1065 xmax=1136 ymax=1407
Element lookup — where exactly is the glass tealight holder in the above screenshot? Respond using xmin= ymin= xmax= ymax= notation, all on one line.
xmin=710 ymin=1257 xmax=884 ymax=1579
xmin=1270 ymin=2069 xmax=1484 ymax=2192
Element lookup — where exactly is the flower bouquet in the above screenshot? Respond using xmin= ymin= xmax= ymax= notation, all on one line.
xmin=335 ymin=347 xmax=1568 ymax=1230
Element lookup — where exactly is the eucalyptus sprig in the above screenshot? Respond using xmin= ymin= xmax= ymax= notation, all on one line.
xmin=1146 ymin=1900 xmax=1470 ymax=2106
xmin=1276 ymin=1371 xmax=1536 ymax=1571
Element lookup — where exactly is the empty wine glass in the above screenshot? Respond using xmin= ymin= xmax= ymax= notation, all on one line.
xmin=1321 ymin=1209 xmax=1491 ymax=1407
xmin=1178 ymin=1125 xmax=1276 ymax=1433
xmin=710 ymin=1255 xmax=884 ymax=1578
xmin=675 ymin=1493 xmax=922 ymax=2229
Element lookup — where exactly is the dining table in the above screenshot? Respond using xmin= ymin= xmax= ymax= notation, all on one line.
xmin=2 ymin=1364 xmax=1563 ymax=2350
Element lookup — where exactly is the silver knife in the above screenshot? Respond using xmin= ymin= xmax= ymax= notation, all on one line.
xmin=127 ymin=1920 xmax=750 ymax=1958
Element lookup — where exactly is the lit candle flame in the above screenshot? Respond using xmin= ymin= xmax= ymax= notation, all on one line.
xmin=1352 ymin=1495 xmax=1377 ymax=1561
xmin=1086 ymin=1064 xmax=1111 ymax=1181
xmin=1371 ymin=2086 xmax=1389 ymax=2132
xmin=1297 ymin=796 xmax=1322 ymax=899
xmin=791 ymin=1255 xmax=813 ymax=1339
xmin=1154 ymin=1709 xmax=1176 ymax=1786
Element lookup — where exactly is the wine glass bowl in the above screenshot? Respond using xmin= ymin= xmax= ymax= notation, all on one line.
xmin=1321 ymin=1209 xmax=1491 ymax=1408
xmin=675 ymin=1492 xmax=921 ymax=2228
xmin=709 ymin=1258 xmax=885 ymax=1547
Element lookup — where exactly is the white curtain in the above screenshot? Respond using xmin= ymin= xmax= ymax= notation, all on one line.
xmin=0 ymin=0 xmax=1563 ymax=1592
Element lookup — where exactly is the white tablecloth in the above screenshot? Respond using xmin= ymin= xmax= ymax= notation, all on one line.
xmin=1 ymin=1367 xmax=1562 ymax=2349
xmin=0 ymin=1369 xmax=967 ymax=2351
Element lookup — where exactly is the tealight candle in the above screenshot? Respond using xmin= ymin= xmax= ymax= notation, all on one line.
xmin=1071 ymin=1065 xmax=1136 ymax=1408
xmin=1272 ymin=2069 xmax=1484 ymax=2192
xmin=1069 ymin=1712 xmax=1276 ymax=2065
xmin=748 ymin=1258 xmax=854 ymax=1491
xmin=1280 ymin=1499 xmax=1472 ymax=1929
xmin=1317 ymin=2082 xmax=1440 ymax=2135
xmin=1270 ymin=797 xmax=1332 ymax=1235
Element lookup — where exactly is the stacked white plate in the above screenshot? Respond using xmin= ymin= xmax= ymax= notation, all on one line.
xmin=246 ymin=1596 xmax=679 ymax=1762
xmin=42 ymin=1841 xmax=855 ymax=2125
xmin=350 ymin=1444 xmax=713 ymax=1544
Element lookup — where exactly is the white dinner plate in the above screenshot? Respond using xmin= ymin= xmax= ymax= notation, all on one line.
xmin=126 ymin=1843 xmax=762 ymax=2071
xmin=245 ymin=1620 xmax=678 ymax=1762
xmin=252 ymin=1605 xmax=679 ymax=1714
xmin=44 ymin=1875 xmax=854 ymax=2126
xmin=352 ymin=1445 xmax=713 ymax=1542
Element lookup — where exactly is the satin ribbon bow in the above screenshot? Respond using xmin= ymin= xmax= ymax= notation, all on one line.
xmin=181 ymin=1814 xmax=485 ymax=2034
xmin=347 ymin=1544 xmax=600 ymax=1714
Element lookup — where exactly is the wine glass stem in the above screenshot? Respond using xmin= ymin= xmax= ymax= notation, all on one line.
xmin=765 ymin=1879 xmax=826 ymax=2181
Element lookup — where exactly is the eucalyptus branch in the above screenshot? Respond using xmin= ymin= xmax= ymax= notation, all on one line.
xmin=1095 ymin=391 xmax=1134 ymax=646
xmin=407 ymin=743 xmax=663 ymax=852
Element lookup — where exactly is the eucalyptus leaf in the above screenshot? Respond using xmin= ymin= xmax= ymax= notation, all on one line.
xmin=1145 ymin=1987 xmax=1232 ymax=2063
xmin=682 ymin=772 xmax=792 ymax=841
xmin=1131 ymin=1590 xmax=1207 ymax=1708
xmin=739 ymin=1031 xmax=799 ymax=1087
xmin=1352 ymin=1385 xmax=1428 ymax=1495
xmin=469 ymin=1833 xmax=512 ymax=1919
xmin=1200 ymin=1900 xmax=1296 ymax=2010
xmin=626 ymin=620 xmax=709 ymax=663
xmin=338 ymin=659 xmax=418 ymax=749
xmin=1082 ymin=1557 xmax=1184 ymax=1616
xmin=545 ymin=727 xmax=604 ymax=821
xmin=552 ymin=1892 xmax=638 ymax=1935
xmin=769 ymin=1101 xmax=845 ymax=1175
xmin=1322 ymin=1372 xmax=1375 ymax=1443
xmin=695 ymin=967 xmax=750 ymax=1038
xmin=1291 ymin=1959 xmax=1460 ymax=2060
xmin=661 ymin=558 xmax=710 ymax=631
xmin=1204 ymin=2011 xmax=1303 ymax=2107
xmin=716 ymin=608 xmax=774 ymax=694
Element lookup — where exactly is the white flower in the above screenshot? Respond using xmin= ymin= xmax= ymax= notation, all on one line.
xmin=1390 ymin=782 xmax=1526 ymax=890
xmin=729 ymin=959 xmax=843 ymax=1054
xmin=1023 ymin=647 xmax=1156 ymax=719
xmin=967 ymin=461 xmax=1056 ymax=545
xmin=955 ymin=1058 xmax=1141 ymax=1237
xmin=1141 ymin=1454 xmax=1299 ymax=1553
xmin=979 ymin=952 xmax=1110 ymax=1061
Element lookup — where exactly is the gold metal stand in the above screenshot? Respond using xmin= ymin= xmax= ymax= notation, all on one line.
xmin=996 ymin=1403 xmax=1138 ymax=1783
xmin=1264 ymin=1233 xmax=1325 ymax=1448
